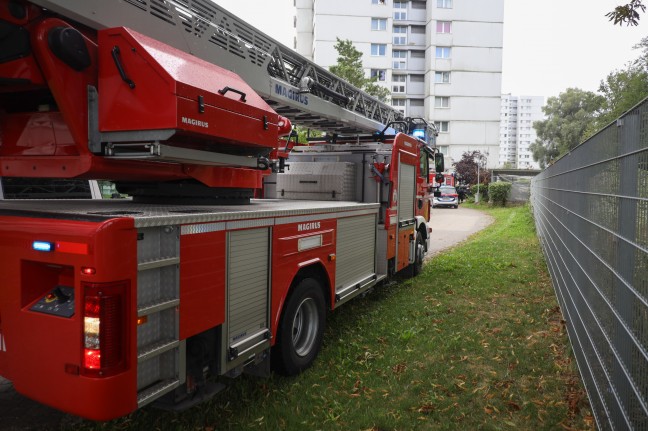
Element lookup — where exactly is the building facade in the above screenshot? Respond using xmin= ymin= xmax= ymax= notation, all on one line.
xmin=499 ymin=94 xmax=545 ymax=169
xmin=295 ymin=0 xmax=504 ymax=169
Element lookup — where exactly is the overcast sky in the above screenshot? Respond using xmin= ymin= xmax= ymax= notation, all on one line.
xmin=214 ymin=0 xmax=646 ymax=100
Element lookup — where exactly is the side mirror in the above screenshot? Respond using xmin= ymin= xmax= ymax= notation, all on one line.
xmin=435 ymin=152 xmax=445 ymax=173
xmin=435 ymin=173 xmax=445 ymax=184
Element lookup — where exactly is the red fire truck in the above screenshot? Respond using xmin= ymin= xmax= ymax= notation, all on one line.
xmin=0 ymin=0 xmax=443 ymax=420
xmin=429 ymin=172 xmax=455 ymax=187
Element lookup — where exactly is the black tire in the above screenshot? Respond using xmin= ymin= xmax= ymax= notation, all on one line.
xmin=408 ymin=233 xmax=425 ymax=277
xmin=272 ymin=278 xmax=326 ymax=376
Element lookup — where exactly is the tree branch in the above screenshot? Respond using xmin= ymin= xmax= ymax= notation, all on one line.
xmin=606 ymin=0 xmax=646 ymax=26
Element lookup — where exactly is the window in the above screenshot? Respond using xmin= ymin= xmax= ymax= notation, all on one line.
xmin=437 ymin=0 xmax=452 ymax=8
xmin=371 ymin=18 xmax=387 ymax=31
xmin=393 ymin=26 xmax=407 ymax=44
xmin=411 ymin=25 xmax=425 ymax=34
xmin=392 ymin=50 xmax=407 ymax=69
xmin=420 ymin=151 xmax=429 ymax=177
xmin=434 ymin=71 xmax=450 ymax=83
xmin=394 ymin=1 xmax=407 ymax=20
xmin=436 ymin=21 xmax=451 ymax=33
xmin=372 ymin=0 xmax=386 ymax=4
xmin=434 ymin=96 xmax=449 ymax=108
xmin=392 ymin=75 xmax=406 ymax=93
xmin=394 ymin=11 xmax=406 ymax=20
xmin=371 ymin=44 xmax=387 ymax=56
xmin=435 ymin=46 xmax=451 ymax=58
xmin=371 ymin=69 xmax=386 ymax=81
xmin=434 ymin=121 xmax=449 ymax=132
xmin=438 ymin=145 xmax=449 ymax=155
xmin=392 ymin=98 xmax=406 ymax=114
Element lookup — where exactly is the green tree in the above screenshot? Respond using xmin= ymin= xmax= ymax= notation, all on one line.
xmin=329 ymin=38 xmax=390 ymax=102
xmin=530 ymin=88 xmax=604 ymax=168
xmin=607 ymin=0 xmax=646 ymax=25
xmin=583 ymin=37 xmax=648 ymax=135
xmin=593 ymin=65 xmax=648 ymax=129
xmin=634 ymin=35 xmax=648 ymax=67
xmin=453 ymin=151 xmax=490 ymax=186
xmin=294 ymin=127 xmax=323 ymax=144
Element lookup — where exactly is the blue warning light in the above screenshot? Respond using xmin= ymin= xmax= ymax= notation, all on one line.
xmin=33 ymin=241 xmax=54 ymax=252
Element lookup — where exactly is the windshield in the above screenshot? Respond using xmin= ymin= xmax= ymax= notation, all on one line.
xmin=439 ymin=186 xmax=457 ymax=194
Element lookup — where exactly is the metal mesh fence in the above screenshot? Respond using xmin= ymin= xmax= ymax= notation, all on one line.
xmin=494 ymin=174 xmax=532 ymax=202
xmin=531 ymin=99 xmax=648 ymax=430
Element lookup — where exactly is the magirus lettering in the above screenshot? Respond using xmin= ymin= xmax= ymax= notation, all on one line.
xmin=297 ymin=222 xmax=321 ymax=231
xmin=181 ymin=116 xmax=209 ymax=128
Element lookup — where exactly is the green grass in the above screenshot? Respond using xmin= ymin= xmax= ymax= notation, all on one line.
xmin=80 ymin=205 xmax=594 ymax=431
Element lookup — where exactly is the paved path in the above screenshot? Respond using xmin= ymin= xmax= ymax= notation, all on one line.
xmin=0 ymin=205 xmax=493 ymax=428
xmin=425 ymin=205 xmax=494 ymax=259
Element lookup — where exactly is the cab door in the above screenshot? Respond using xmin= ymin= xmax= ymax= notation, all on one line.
xmin=417 ymin=150 xmax=431 ymax=221
xmin=395 ymin=145 xmax=417 ymax=273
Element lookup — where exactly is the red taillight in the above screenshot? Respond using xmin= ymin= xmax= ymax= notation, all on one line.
xmin=82 ymin=281 xmax=129 ymax=377
xmin=84 ymin=349 xmax=101 ymax=369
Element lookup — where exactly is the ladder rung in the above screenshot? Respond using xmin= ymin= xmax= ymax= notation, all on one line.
xmin=138 ymin=257 xmax=180 ymax=271
xmin=138 ymin=339 xmax=179 ymax=363
xmin=138 ymin=298 xmax=179 ymax=316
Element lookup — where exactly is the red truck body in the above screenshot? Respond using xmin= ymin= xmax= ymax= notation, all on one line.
xmin=0 ymin=0 xmax=440 ymax=420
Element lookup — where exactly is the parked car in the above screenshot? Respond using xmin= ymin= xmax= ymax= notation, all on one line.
xmin=433 ymin=185 xmax=459 ymax=208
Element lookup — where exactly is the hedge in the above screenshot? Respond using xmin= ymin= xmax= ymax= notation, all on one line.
xmin=488 ymin=181 xmax=512 ymax=206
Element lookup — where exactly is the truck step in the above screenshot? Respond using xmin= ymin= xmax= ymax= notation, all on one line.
xmin=137 ymin=378 xmax=180 ymax=408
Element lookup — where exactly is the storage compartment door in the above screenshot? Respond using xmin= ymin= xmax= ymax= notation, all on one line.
xmin=225 ymin=228 xmax=271 ymax=370
xmin=335 ymin=214 xmax=377 ymax=300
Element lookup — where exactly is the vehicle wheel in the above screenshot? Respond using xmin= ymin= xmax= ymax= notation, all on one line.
xmin=272 ymin=278 xmax=326 ymax=376
xmin=454 ymin=205 xmax=458 ymax=209
xmin=408 ymin=233 xmax=425 ymax=277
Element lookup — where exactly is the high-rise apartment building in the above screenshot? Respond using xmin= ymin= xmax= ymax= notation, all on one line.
xmin=295 ymin=0 xmax=504 ymax=168
xmin=499 ymin=94 xmax=545 ymax=169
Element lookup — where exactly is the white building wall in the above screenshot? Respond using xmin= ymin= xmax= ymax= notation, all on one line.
xmin=296 ymin=0 xmax=504 ymax=169
xmin=425 ymin=0 xmax=503 ymax=169
xmin=499 ymin=95 xmax=545 ymax=169
xmin=296 ymin=0 xmax=314 ymax=59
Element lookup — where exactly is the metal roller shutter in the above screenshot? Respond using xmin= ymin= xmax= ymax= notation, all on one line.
xmin=335 ymin=214 xmax=376 ymax=292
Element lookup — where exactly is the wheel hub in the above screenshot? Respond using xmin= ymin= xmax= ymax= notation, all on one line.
xmin=291 ymin=298 xmax=319 ymax=357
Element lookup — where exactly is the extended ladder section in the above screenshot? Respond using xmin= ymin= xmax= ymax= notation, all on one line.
xmin=31 ymin=0 xmax=405 ymax=135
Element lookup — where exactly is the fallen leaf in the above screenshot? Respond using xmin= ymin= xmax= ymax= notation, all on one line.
xmin=506 ymin=401 xmax=521 ymax=411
